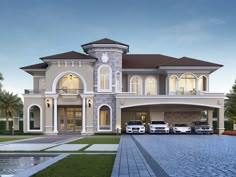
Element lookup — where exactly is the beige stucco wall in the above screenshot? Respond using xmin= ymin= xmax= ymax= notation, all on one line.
xmin=23 ymin=96 xmax=45 ymax=133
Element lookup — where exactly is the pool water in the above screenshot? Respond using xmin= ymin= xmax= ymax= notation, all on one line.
xmin=0 ymin=155 xmax=55 ymax=176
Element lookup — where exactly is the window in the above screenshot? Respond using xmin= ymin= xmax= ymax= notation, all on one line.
xmin=180 ymin=73 xmax=196 ymax=95
xmin=130 ymin=76 xmax=142 ymax=95
xmin=116 ymin=72 xmax=121 ymax=92
xmin=99 ymin=106 xmax=111 ymax=131
xmin=145 ymin=77 xmax=157 ymax=95
xmin=98 ymin=65 xmax=111 ymax=92
xmin=57 ymin=74 xmax=80 ymax=94
xmin=28 ymin=105 xmax=42 ymax=131
xmin=199 ymin=76 xmax=207 ymax=91
xmin=169 ymin=75 xmax=177 ymax=92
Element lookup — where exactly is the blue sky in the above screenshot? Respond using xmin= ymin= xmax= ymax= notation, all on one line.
xmin=0 ymin=0 xmax=235 ymax=97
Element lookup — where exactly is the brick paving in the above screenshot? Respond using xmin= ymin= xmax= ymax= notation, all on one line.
xmin=111 ymin=135 xmax=156 ymax=177
xmin=133 ymin=135 xmax=236 ymax=177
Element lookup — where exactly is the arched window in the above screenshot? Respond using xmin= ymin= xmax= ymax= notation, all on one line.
xmin=180 ymin=73 xmax=196 ymax=95
xmin=98 ymin=105 xmax=112 ymax=131
xmin=169 ymin=75 xmax=178 ymax=93
xmin=28 ymin=105 xmax=42 ymax=131
xmin=199 ymin=76 xmax=207 ymax=91
xmin=130 ymin=76 xmax=142 ymax=95
xmin=116 ymin=72 xmax=121 ymax=92
xmin=145 ymin=77 xmax=157 ymax=95
xmin=98 ymin=65 xmax=112 ymax=92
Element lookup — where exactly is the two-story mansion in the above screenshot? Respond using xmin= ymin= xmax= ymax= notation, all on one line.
xmin=21 ymin=38 xmax=225 ymax=135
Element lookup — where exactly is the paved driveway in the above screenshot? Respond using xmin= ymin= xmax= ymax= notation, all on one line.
xmin=133 ymin=135 xmax=236 ymax=177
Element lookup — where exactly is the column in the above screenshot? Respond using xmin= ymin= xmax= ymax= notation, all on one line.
xmin=218 ymin=107 xmax=225 ymax=135
xmin=196 ymin=78 xmax=199 ymax=95
xmin=176 ymin=78 xmax=180 ymax=95
xmin=53 ymin=96 xmax=58 ymax=133
xmin=207 ymin=110 xmax=213 ymax=128
xmin=81 ymin=96 xmax=86 ymax=133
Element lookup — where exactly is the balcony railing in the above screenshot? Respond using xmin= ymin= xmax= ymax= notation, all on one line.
xmin=24 ymin=89 xmax=45 ymax=94
xmin=56 ymin=89 xmax=83 ymax=94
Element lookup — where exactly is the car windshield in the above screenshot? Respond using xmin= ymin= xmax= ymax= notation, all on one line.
xmin=127 ymin=121 xmax=142 ymax=125
xmin=194 ymin=122 xmax=208 ymax=125
xmin=174 ymin=124 xmax=188 ymax=127
xmin=151 ymin=121 xmax=165 ymax=124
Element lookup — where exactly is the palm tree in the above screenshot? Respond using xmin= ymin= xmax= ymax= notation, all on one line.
xmin=0 ymin=73 xmax=3 ymax=90
xmin=0 ymin=90 xmax=23 ymax=130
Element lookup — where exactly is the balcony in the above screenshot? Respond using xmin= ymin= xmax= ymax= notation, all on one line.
xmin=56 ymin=89 xmax=83 ymax=95
xmin=24 ymin=89 xmax=45 ymax=94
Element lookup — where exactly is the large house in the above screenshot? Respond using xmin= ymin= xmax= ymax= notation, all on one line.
xmin=21 ymin=38 xmax=225 ymax=135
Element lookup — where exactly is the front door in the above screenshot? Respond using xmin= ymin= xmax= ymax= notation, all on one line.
xmin=58 ymin=107 xmax=82 ymax=133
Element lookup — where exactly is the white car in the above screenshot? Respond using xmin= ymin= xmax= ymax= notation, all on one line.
xmin=125 ymin=120 xmax=145 ymax=134
xmin=148 ymin=121 xmax=169 ymax=133
xmin=171 ymin=124 xmax=191 ymax=134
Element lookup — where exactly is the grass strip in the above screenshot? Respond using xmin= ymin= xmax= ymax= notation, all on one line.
xmin=69 ymin=136 xmax=120 ymax=144
xmin=32 ymin=154 xmax=116 ymax=177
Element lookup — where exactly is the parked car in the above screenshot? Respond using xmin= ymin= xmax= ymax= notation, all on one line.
xmin=148 ymin=120 xmax=169 ymax=134
xmin=191 ymin=121 xmax=213 ymax=134
xmin=125 ymin=120 xmax=145 ymax=134
xmin=171 ymin=123 xmax=191 ymax=134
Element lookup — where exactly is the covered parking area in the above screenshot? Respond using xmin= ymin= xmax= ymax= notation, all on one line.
xmin=115 ymin=94 xmax=225 ymax=134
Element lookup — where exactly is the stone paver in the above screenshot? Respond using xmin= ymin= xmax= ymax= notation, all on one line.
xmin=11 ymin=136 xmax=80 ymax=144
xmin=85 ymin=144 xmax=119 ymax=151
xmin=46 ymin=144 xmax=88 ymax=151
xmin=111 ymin=136 xmax=156 ymax=177
xmin=134 ymin=135 xmax=236 ymax=177
xmin=0 ymin=144 xmax=57 ymax=151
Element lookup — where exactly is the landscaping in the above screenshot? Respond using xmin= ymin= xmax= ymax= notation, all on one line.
xmin=32 ymin=154 xmax=116 ymax=177
xmin=0 ymin=136 xmax=35 ymax=142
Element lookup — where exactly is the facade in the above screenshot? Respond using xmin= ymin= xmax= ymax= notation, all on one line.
xmin=21 ymin=38 xmax=225 ymax=135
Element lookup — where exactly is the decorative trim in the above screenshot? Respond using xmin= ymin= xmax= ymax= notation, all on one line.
xmin=130 ymin=75 xmax=143 ymax=95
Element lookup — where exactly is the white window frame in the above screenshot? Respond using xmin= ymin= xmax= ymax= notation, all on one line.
xmin=115 ymin=71 xmax=122 ymax=93
xmin=97 ymin=65 xmax=112 ymax=92
xmin=27 ymin=104 xmax=43 ymax=132
xmin=97 ymin=104 xmax=112 ymax=131
xmin=198 ymin=75 xmax=208 ymax=92
xmin=130 ymin=76 xmax=143 ymax=95
xmin=169 ymin=75 xmax=178 ymax=95
xmin=145 ymin=76 xmax=157 ymax=95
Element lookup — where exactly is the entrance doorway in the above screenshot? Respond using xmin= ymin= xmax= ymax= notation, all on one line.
xmin=58 ymin=107 xmax=82 ymax=134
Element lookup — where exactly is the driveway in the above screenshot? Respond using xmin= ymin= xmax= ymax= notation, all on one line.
xmin=133 ymin=135 xmax=236 ymax=177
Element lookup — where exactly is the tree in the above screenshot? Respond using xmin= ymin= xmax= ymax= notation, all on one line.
xmin=0 ymin=73 xmax=3 ymax=90
xmin=0 ymin=90 xmax=23 ymax=130
xmin=225 ymin=79 xmax=236 ymax=123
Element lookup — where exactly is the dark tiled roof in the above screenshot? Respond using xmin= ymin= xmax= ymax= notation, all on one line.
xmin=40 ymin=51 xmax=97 ymax=60
xmin=20 ymin=63 xmax=48 ymax=70
xmin=160 ymin=57 xmax=223 ymax=67
xmin=122 ymin=54 xmax=177 ymax=69
xmin=81 ymin=38 xmax=129 ymax=47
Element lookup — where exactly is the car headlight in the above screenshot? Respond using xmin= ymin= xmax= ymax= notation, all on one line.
xmin=127 ymin=126 xmax=132 ymax=129
xmin=174 ymin=127 xmax=178 ymax=130
xmin=150 ymin=126 xmax=154 ymax=129
xmin=140 ymin=126 xmax=145 ymax=130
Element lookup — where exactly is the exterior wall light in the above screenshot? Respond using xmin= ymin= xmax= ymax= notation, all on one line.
xmin=47 ymin=99 xmax=50 ymax=108
xmin=88 ymin=99 xmax=91 ymax=108
xmin=69 ymin=74 xmax=73 ymax=80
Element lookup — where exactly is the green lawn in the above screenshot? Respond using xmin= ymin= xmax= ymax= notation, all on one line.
xmin=0 ymin=136 xmax=33 ymax=142
xmin=32 ymin=154 xmax=116 ymax=177
xmin=69 ymin=136 xmax=120 ymax=144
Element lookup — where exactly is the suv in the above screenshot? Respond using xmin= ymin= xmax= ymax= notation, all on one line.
xmin=191 ymin=121 xmax=213 ymax=134
xmin=148 ymin=120 xmax=169 ymax=134
xmin=125 ymin=120 xmax=145 ymax=134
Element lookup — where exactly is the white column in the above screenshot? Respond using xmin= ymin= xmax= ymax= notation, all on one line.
xmin=196 ymin=78 xmax=199 ymax=95
xmin=81 ymin=96 xmax=86 ymax=133
xmin=53 ymin=96 xmax=58 ymax=133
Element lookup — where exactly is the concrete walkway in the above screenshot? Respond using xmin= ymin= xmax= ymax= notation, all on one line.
xmin=111 ymin=135 xmax=156 ymax=177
